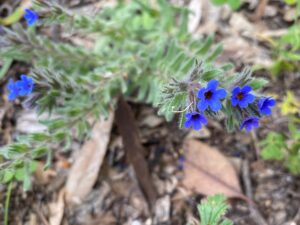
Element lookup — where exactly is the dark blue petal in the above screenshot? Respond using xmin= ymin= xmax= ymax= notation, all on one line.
xmin=267 ymin=98 xmax=276 ymax=106
xmin=210 ymin=100 xmax=222 ymax=112
xmin=241 ymin=85 xmax=252 ymax=93
xmin=193 ymin=120 xmax=202 ymax=130
xmin=185 ymin=113 xmax=192 ymax=119
xmin=239 ymin=99 xmax=249 ymax=108
xmin=24 ymin=9 xmax=38 ymax=26
xmin=244 ymin=93 xmax=255 ymax=103
xmin=232 ymin=86 xmax=241 ymax=95
xmin=215 ymin=89 xmax=227 ymax=99
xmin=207 ymin=79 xmax=218 ymax=90
xmin=197 ymin=100 xmax=208 ymax=111
xmin=240 ymin=117 xmax=259 ymax=132
xmin=199 ymin=115 xmax=208 ymax=125
xmin=198 ymin=88 xmax=206 ymax=99
xmin=231 ymin=97 xmax=238 ymax=106
xmin=184 ymin=120 xmax=192 ymax=128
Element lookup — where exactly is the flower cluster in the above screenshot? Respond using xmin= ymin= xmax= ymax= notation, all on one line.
xmin=184 ymin=79 xmax=276 ymax=132
xmin=7 ymin=75 xmax=34 ymax=101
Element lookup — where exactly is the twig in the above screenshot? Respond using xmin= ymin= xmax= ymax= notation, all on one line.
xmin=242 ymin=160 xmax=269 ymax=225
xmin=33 ymin=204 xmax=50 ymax=225
xmin=172 ymin=102 xmax=193 ymax=113
xmin=115 ymin=96 xmax=157 ymax=211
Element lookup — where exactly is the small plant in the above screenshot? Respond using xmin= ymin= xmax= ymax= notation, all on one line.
xmin=271 ymin=25 xmax=300 ymax=76
xmin=0 ymin=0 xmax=275 ymax=191
xmin=260 ymin=122 xmax=300 ymax=174
xmin=196 ymin=194 xmax=233 ymax=225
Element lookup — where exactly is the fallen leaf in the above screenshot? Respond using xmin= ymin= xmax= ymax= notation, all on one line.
xmin=182 ymin=139 xmax=246 ymax=200
xmin=65 ymin=113 xmax=114 ymax=204
xmin=49 ymin=189 xmax=65 ymax=225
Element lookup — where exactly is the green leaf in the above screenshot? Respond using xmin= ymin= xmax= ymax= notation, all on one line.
xmin=3 ymin=170 xmax=15 ymax=183
xmin=196 ymin=35 xmax=214 ymax=56
xmin=201 ymin=69 xmax=223 ymax=81
xmin=227 ymin=0 xmax=241 ymax=10
xmin=210 ymin=0 xmax=227 ymax=6
xmin=285 ymin=0 xmax=297 ymax=5
xmin=205 ymin=43 xmax=223 ymax=62
xmin=248 ymin=78 xmax=268 ymax=90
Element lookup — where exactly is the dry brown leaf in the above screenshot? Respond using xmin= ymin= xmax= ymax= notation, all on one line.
xmin=65 ymin=113 xmax=114 ymax=204
xmin=49 ymin=189 xmax=65 ymax=225
xmin=182 ymin=139 xmax=246 ymax=200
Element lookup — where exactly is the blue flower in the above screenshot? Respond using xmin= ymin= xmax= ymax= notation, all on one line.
xmin=197 ymin=80 xmax=227 ymax=112
xmin=7 ymin=79 xmax=19 ymax=101
xmin=16 ymin=75 xmax=34 ymax=96
xmin=240 ymin=117 xmax=259 ymax=132
xmin=231 ymin=85 xmax=255 ymax=108
xmin=258 ymin=97 xmax=276 ymax=116
xmin=184 ymin=112 xmax=208 ymax=131
xmin=24 ymin=9 xmax=38 ymax=26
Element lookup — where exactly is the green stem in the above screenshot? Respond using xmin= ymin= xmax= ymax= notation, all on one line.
xmin=4 ymin=181 xmax=13 ymax=225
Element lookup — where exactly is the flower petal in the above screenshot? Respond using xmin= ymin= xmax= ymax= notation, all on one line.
xmin=197 ymin=100 xmax=208 ymax=111
xmin=198 ymin=88 xmax=206 ymax=99
xmin=185 ymin=113 xmax=192 ymax=119
xmin=231 ymin=97 xmax=239 ymax=106
xmin=239 ymin=99 xmax=249 ymax=108
xmin=267 ymin=98 xmax=276 ymax=106
xmin=184 ymin=120 xmax=192 ymax=128
xmin=261 ymin=107 xmax=272 ymax=115
xmin=215 ymin=88 xmax=227 ymax=99
xmin=244 ymin=93 xmax=255 ymax=104
xmin=207 ymin=80 xmax=218 ymax=90
xmin=245 ymin=125 xmax=252 ymax=132
xmin=232 ymin=86 xmax=241 ymax=95
xmin=193 ymin=120 xmax=202 ymax=130
xmin=241 ymin=85 xmax=252 ymax=93
xmin=199 ymin=115 xmax=208 ymax=125
xmin=210 ymin=100 xmax=222 ymax=112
